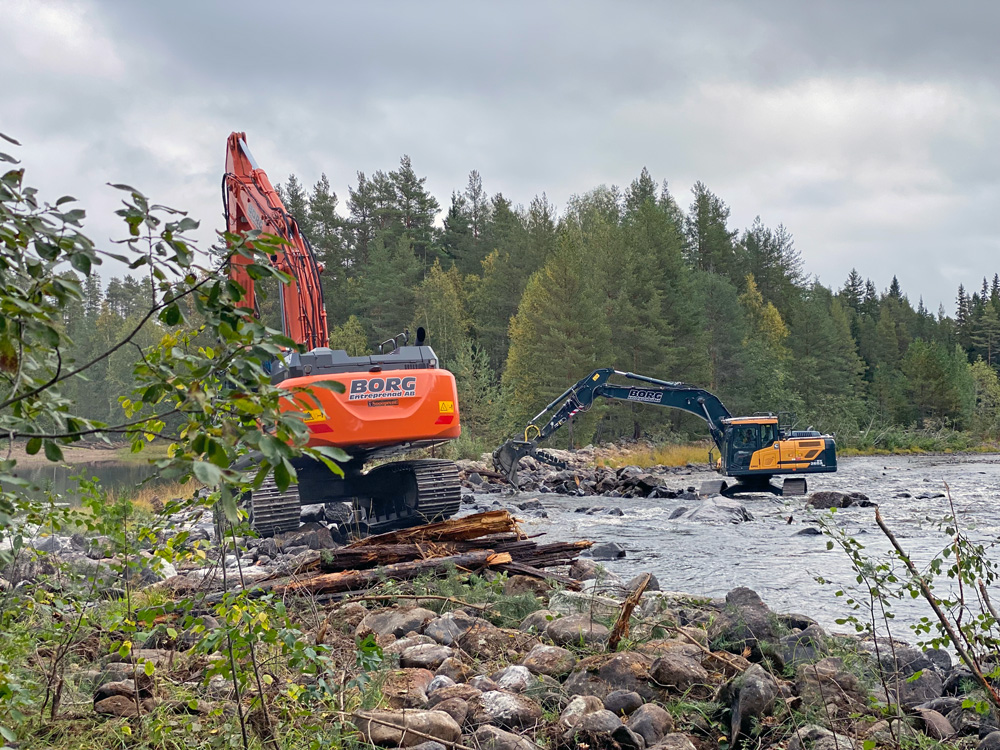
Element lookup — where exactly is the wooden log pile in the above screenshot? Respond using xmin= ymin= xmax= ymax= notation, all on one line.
xmin=263 ymin=510 xmax=592 ymax=597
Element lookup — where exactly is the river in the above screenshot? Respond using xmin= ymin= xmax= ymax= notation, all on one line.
xmin=494 ymin=454 xmax=1000 ymax=637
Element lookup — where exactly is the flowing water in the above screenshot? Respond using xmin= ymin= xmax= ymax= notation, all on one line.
xmin=500 ymin=454 xmax=1000 ymax=634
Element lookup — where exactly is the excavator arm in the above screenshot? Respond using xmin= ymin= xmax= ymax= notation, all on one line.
xmin=223 ymin=132 xmax=329 ymax=350
xmin=493 ymin=368 xmax=732 ymax=485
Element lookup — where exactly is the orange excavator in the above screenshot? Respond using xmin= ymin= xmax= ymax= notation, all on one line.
xmin=224 ymin=132 xmax=463 ymax=535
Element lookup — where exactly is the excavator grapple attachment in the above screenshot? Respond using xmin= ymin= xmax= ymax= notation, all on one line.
xmin=493 ymin=440 xmax=534 ymax=487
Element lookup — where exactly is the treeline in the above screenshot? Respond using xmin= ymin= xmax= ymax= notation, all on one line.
xmin=67 ymin=158 xmax=1000 ymax=453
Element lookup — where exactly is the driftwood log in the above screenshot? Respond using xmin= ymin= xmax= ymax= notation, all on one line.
xmin=268 ymin=550 xmax=512 ymax=596
xmin=348 ymin=510 xmax=521 ymax=546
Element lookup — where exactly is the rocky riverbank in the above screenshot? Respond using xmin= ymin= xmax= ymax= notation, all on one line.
xmin=5 ymin=500 xmax=995 ymax=750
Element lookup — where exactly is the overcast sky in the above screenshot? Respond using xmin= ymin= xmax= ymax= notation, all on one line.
xmin=4 ymin=0 xmax=999 ymax=313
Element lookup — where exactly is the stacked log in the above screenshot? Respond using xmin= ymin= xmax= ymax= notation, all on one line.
xmin=263 ymin=510 xmax=592 ymax=596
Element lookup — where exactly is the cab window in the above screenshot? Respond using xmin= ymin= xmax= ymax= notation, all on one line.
xmin=760 ymin=423 xmax=776 ymax=446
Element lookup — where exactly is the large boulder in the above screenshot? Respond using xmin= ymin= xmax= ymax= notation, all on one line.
xmin=780 ymin=624 xmax=827 ymax=669
xmin=357 ymin=608 xmax=437 ymax=639
xmin=795 ymin=658 xmax=869 ymax=718
xmin=382 ymin=669 xmax=435 ymax=709
xmin=649 ymin=651 xmax=710 ymax=695
xmin=457 ymin=622 xmax=538 ymax=662
xmin=352 ymin=709 xmax=461 ymax=747
xmin=709 ymin=588 xmax=782 ymax=662
xmin=787 ymin=724 xmax=858 ymax=750
xmin=806 ymin=491 xmax=872 ymax=509
xmin=521 ymin=644 xmax=577 ymax=678
xmin=468 ymin=691 xmax=543 ymax=730
xmin=400 ymin=644 xmax=454 ymax=671
xmin=626 ymin=703 xmax=674 ymax=746
xmin=424 ymin=611 xmax=486 ymax=646
xmin=545 ymin=614 xmax=610 ymax=647
xmin=673 ymin=498 xmax=753 ymax=524
xmin=472 ymin=725 xmax=540 ymax=750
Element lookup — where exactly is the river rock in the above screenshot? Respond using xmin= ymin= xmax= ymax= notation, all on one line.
xmin=468 ymin=690 xmax=543 ymax=730
xmin=649 ymin=651 xmax=709 ymax=694
xmin=559 ymin=695 xmax=605 ymax=728
xmin=562 ymin=708 xmax=622 ymax=737
xmin=546 ymin=614 xmax=610 ymax=646
xmin=94 ymin=675 xmax=153 ymax=703
xmin=787 ymin=724 xmax=858 ymax=750
xmin=353 ymin=709 xmax=461 ymax=747
xmin=780 ymin=624 xmax=828 ymax=669
xmin=435 ymin=657 xmax=471 ymax=682
xmin=469 ymin=675 xmax=501 ymax=692
xmin=723 ymin=664 xmax=779 ymax=742
xmin=472 ymin=725 xmax=539 ymax=750
xmin=426 ymin=675 xmax=455 ymax=695
xmin=427 ymin=684 xmax=482 ymax=708
xmin=519 ymin=610 xmax=556 ymax=633
xmin=915 ymin=708 xmax=954 ymax=740
xmin=357 ymin=608 xmax=437 ymax=639
xmin=503 ymin=575 xmax=551 ymax=597
xmin=432 ymin=697 xmax=468 ymax=726
xmin=549 ymin=590 xmax=622 ymax=620
xmin=458 ymin=622 xmax=538 ymax=662
xmin=627 ymin=703 xmax=674 ymax=745
xmin=424 ymin=611 xmax=484 ymax=646
xmin=383 ymin=669 xmax=435 ymax=709
xmin=564 ymin=652 xmax=659 ymax=701
xmin=649 ymin=735 xmax=698 ymax=750
xmin=521 ymin=644 xmax=577 ymax=677
xmin=493 ymin=665 xmax=534 ymax=693
xmin=709 ymin=587 xmax=782 ymax=661
xmin=796 ymin=658 xmax=868 ymax=717
xmin=275 ymin=523 xmax=337 ymax=551
xmin=384 ymin=635 xmax=436 ymax=657
xmin=587 ymin=541 xmax=627 ymax=560
xmin=806 ymin=491 xmax=871 ymax=509
xmin=674 ymin=498 xmax=753 ymax=524
xmin=604 ymin=689 xmax=644 ymax=716
xmin=401 ymin=644 xmax=454 ymax=671
xmin=94 ymin=695 xmax=153 ymax=718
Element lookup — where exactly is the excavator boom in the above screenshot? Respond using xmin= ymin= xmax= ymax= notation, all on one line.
xmin=223 ymin=132 xmax=329 ymax=350
xmin=494 ymin=368 xmax=837 ymax=496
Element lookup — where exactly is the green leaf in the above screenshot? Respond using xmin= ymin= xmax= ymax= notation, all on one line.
xmin=274 ymin=460 xmax=292 ymax=492
xmin=308 ymin=379 xmax=346 ymax=394
xmin=25 ymin=437 xmax=41 ymax=455
xmin=192 ymin=461 xmax=223 ymax=486
xmin=0 ymin=726 xmax=16 ymax=742
xmin=161 ymin=303 xmax=181 ymax=326
xmin=70 ymin=253 xmax=91 ymax=275
xmin=863 ymin=741 xmax=876 ymax=750
xmin=143 ymin=660 xmax=155 ymax=676
xmin=43 ymin=440 xmax=63 ymax=462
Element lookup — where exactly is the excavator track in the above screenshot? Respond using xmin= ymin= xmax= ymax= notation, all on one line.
xmin=245 ymin=477 xmax=302 ymax=537
xmin=244 ymin=459 xmax=462 ymax=537
xmin=364 ymin=459 xmax=462 ymax=534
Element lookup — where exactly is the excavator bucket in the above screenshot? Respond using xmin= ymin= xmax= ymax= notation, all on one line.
xmin=492 ymin=440 xmax=536 ymax=487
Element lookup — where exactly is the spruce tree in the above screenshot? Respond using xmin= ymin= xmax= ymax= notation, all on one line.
xmin=502 ymin=233 xmax=611 ymax=438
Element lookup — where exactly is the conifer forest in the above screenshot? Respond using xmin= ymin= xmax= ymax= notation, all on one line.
xmin=68 ymin=159 xmax=1000 ymax=455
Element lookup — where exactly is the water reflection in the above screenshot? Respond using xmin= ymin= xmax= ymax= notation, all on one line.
xmin=10 ymin=461 xmax=161 ymax=501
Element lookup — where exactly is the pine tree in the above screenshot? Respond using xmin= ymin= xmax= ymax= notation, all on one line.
xmin=391 ymin=155 xmax=440 ymax=265
xmin=308 ymin=174 xmax=349 ymax=321
xmin=453 ymin=340 xmax=501 ymax=442
xmin=739 ymin=218 xmax=803 ymax=316
xmin=347 ymin=171 xmax=377 ymax=266
xmin=277 ymin=174 xmax=312 ymax=237
xmin=887 ymin=275 xmax=903 ymax=301
xmin=684 ymin=182 xmax=739 ymax=283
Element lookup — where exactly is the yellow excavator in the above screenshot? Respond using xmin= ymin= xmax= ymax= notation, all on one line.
xmin=493 ymin=368 xmax=837 ymax=496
